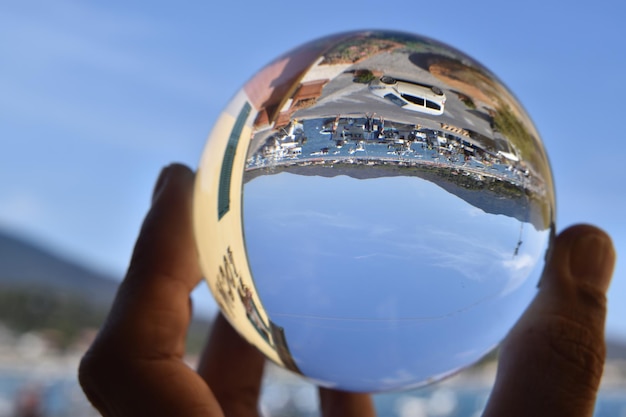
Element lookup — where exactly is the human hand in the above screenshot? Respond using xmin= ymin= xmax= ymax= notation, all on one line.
xmin=79 ymin=163 xmax=615 ymax=417
xmin=78 ymin=164 xmax=374 ymax=417
xmin=483 ymin=223 xmax=615 ymax=417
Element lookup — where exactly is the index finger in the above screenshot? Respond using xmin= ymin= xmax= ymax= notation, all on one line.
xmin=97 ymin=163 xmax=202 ymax=358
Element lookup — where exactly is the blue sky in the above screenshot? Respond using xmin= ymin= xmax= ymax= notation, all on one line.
xmin=1 ymin=0 xmax=624 ymax=339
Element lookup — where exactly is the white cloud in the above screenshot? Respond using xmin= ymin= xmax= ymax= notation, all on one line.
xmin=500 ymin=253 xmax=536 ymax=295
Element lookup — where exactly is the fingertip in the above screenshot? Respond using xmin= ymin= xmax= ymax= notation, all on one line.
xmin=553 ymin=224 xmax=616 ymax=294
xmin=152 ymin=163 xmax=196 ymax=204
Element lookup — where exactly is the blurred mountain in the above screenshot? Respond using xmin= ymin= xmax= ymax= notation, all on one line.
xmin=0 ymin=230 xmax=119 ymax=306
xmin=0 ymin=229 xmax=212 ymax=351
xmin=0 ymin=230 xmax=120 ymax=347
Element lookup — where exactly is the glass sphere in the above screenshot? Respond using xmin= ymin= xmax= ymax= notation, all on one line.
xmin=193 ymin=30 xmax=555 ymax=392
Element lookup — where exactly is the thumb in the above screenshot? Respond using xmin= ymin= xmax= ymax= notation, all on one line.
xmin=483 ymin=224 xmax=616 ymax=417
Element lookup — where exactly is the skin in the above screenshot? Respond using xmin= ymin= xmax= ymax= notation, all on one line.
xmin=79 ymin=163 xmax=616 ymax=417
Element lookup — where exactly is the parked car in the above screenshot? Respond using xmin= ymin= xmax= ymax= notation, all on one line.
xmin=369 ymin=76 xmax=446 ymax=116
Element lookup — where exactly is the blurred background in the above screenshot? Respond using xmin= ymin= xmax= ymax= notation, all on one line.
xmin=1 ymin=0 xmax=624 ymax=416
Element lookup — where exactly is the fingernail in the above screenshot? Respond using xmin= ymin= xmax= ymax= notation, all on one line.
xmin=569 ymin=232 xmax=615 ymax=293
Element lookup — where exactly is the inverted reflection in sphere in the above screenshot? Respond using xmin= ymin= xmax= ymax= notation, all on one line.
xmin=193 ymin=30 xmax=555 ymax=392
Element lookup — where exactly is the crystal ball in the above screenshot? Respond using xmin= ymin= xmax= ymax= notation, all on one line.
xmin=193 ymin=30 xmax=555 ymax=392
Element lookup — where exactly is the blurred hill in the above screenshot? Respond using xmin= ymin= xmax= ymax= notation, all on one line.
xmin=0 ymin=230 xmax=121 ymax=348
xmin=0 ymin=230 xmax=211 ymax=351
xmin=0 ymin=230 xmax=119 ymax=306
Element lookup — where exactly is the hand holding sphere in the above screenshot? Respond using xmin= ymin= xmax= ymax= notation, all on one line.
xmin=78 ymin=31 xmax=616 ymax=417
